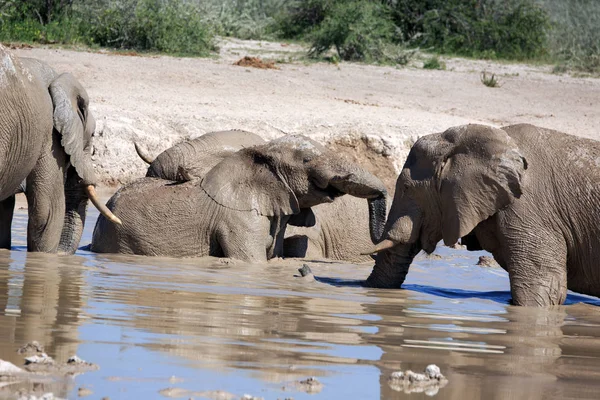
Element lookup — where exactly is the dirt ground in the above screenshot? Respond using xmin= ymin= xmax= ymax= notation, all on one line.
xmin=12 ymin=37 xmax=600 ymax=190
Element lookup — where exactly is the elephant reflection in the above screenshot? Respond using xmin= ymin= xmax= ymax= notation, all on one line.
xmin=363 ymin=294 xmax=600 ymax=399
xmin=0 ymin=251 xmax=86 ymax=397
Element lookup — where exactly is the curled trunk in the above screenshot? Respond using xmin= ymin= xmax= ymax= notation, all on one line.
xmin=365 ymin=243 xmax=421 ymax=288
xmin=328 ymin=169 xmax=388 ymax=246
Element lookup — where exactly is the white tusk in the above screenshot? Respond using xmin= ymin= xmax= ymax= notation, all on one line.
xmin=85 ymin=185 xmax=122 ymax=225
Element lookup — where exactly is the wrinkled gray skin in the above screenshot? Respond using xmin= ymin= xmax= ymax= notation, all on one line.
xmin=366 ymin=123 xmax=600 ymax=306
xmin=136 ymin=129 xmax=387 ymax=245
xmin=135 ymin=129 xmax=266 ymax=180
xmin=92 ymin=135 xmax=388 ymax=262
xmin=283 ymin=195 xmax=390 ymax=263
xmin=0 ymin=47 xmax=99 ymax=254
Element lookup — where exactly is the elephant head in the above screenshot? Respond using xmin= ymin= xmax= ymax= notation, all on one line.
xmin=364 ymin=124 xmax=527 ymax=288
xmin=48 ymin=73 xmax=121 ymax=254
xmin=201 ymin=135 xmax=388 ymax=247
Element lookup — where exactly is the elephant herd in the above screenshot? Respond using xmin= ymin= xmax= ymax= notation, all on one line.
xmin=2 ymin=44 xmax=600 ymax=307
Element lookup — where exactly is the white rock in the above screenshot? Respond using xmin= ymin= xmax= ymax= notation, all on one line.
xmin=0 ymin=359 xmax=23 ymax=375
xmin=425 ymin=364 xmax=442 ymax=379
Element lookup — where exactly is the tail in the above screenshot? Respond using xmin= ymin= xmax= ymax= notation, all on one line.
xmin=134 ymin=142 xmax=154 ymax=164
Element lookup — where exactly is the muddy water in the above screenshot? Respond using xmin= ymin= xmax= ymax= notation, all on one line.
xmin=2 ymin=206 xmax=600 ymax=399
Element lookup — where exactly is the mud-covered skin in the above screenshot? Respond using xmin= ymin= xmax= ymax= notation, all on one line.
xmin=139 ymin=129 xmax=266 ymax=180
xmin=92 ymin=135 xmax=388 ymax=262
xmin=0 ymin=47 xmax=100 ymax=253
xmin=367 ymin=123 xmax=600 ymax=306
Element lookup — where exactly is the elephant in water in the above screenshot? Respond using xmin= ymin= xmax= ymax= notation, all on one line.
xmin=364 ymin=123 xmax=600 ymax=306
xmin=92 ymin=135 xmax=388 ymax=262
xmin=135 ymin=130 xmax=389 ymax=262
xmin=0 ymin=46 xmax=120 ymax=253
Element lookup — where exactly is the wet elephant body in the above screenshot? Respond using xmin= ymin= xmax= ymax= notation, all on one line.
xmin=0 ymin=46 xmax=120 ymax=253
xmin=366 ymin=123 xmax=600 ymax=306
xmin=92 ymin=135 xmax=388 ymax=262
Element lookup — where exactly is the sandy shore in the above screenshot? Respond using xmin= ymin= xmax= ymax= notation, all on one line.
xmin=13 ymin=38 xmax=600 ymax=190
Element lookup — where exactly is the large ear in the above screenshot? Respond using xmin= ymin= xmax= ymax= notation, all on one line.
xmin=201 ymin=147 xmax=300 ymax=217
xmin=49 ymin=73 xmax=96 ymax=185
xmin=438 ymin=125 xmax=527 ymax=246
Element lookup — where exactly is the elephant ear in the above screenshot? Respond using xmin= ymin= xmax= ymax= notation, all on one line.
xmin=49 ymin=73 xmax=96 ymax=185
xmin=438 ymin=125 xmax=527 ymax=246
xmin=201 ymin=147 xmax=300 ymax=217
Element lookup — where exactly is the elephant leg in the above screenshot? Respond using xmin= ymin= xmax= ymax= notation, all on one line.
xmin=505 ymin=235 xmax=568 ymax=306
xmin=0 ymin=195 xmax=15 ymax=249
xmin=217 ymin=217 xmax=270 ymax=263
xmin=25 ymin=153 xmax=66 ymax=253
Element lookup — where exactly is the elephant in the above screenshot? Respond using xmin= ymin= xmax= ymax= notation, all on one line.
xmin=91 ymin=135 xmax=388 ymax=262
xmin=135 ymin=129 xmax=266 ymax=180
xmin=135 ymin=130 xmax=390 ymax=263
xmin=283 ymin=195 xmax=390 ymax=263
xmin=0 ymin=46 xmax=121 ymax=254
xmin=363 ymin=123 xmax=600 ymax=306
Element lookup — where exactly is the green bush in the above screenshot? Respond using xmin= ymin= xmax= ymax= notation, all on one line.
xmin=80 ymin=0 xmax=215 ymax=55
xmin=0 ymin=0 xmax=216 ymax=56
xmin=308 ymin=0 xmax=396 ymax=62
xmin=386 ymin=0 xmax=549 ymax=59
xmin=206 ymin=0 xmax=287 ymax=40
xmin=541 ymin=0 xmax=600 ymax=73
xmin=272 ymin=0 xmax=331 ymax=39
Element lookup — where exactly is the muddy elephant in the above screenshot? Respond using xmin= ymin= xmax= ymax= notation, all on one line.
xmin=364 ymin=123 xmax=600 ymax=306
xmin=91 ymin=135 xmax=388 ymax=262
xmin=136 ymin=130 xmax=390 ymax=262
xmin=0 ymin=47 xmax=120 ymax=253
xmin=283 ymin=195 xmax=390 ymax=263
xmin=135 ymin=129 xmax=266 ymax=180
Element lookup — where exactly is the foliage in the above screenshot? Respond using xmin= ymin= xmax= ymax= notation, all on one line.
xmin=480 ymin=71 xmax=500 ymax=87
xmin=272 ymin=0 xmax=331 ymax=39
xmin=308 ymin=0 xmax=397 ymax=62
xmin=423 ymin=56 xmax=445 ymax=69
xmin=0 ymin=0 xmax=216 ymax=56
xmin=386 ymin=0 xmax=549 ymax=59
xmin=540 ymin=0 xmax=600 ymax=73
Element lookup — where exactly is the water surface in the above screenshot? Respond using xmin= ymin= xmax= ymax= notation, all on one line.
xmin=1 ymin=205 xmax=600 ymax=399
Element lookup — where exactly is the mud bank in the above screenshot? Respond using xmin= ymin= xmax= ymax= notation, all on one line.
xmin=11 ymin=38 xmax=600 ymax=187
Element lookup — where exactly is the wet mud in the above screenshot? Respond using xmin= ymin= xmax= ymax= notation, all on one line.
xmin=1 ymin=205 xmax=600 ymax=399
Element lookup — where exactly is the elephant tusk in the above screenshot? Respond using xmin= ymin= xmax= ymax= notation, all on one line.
xmin=360 ymin=239 xmax=396 ymax=255
xmin=134 ymin=142 xmax=154 ymax=164
xmin=85 ymin=185 xmax=123 ymax=225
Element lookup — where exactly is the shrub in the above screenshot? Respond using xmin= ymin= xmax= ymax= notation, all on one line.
xmin=423 ymin=56 xmax=445 ymax=69
xmin=541 ymin=0 xmax=600 ymax=73
xmin=272 ymin=0 xmax=331 ymax=39
xmin=308 ymin=0 xmax=396 ymax=62
xmin=80 ymin=0 xmax=215 ymax=55
xmin=385 ymin=0 xmax=549 ymax=59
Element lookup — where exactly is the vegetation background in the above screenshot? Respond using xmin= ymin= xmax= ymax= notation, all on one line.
xmin=0 ymin=0 xmax=598 ymax=73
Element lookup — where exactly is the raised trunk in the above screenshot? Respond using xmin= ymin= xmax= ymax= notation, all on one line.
xmin=58 ymin=167 xmax=88 ymax=254
xmin=365 ymin=243 xmax=421 ymax=288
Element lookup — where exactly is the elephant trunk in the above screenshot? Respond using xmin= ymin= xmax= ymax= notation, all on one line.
xmin=363 ymin=200 xmax=422 ymax=287
xmin=368 ymin=195 xmax=387 ymax=243
xmin=58 ymin=167 xmax=88 ymax=254
xmin=328 ymin=168 xmax=388 ymax=244
xmin=365 ymin=243 xmax=422 ymax=288
xmin=58 ymin=167 xmax=123 ymax=255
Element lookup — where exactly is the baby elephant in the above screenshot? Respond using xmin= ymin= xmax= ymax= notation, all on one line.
xmin=91 ymin=135 xmax=388 ymax=262
xmin=365 ymin=123 xmax=600 ymax=306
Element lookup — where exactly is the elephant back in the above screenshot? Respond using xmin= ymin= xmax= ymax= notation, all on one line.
xmin=147 ymin=129 xmax=265 ymax=180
